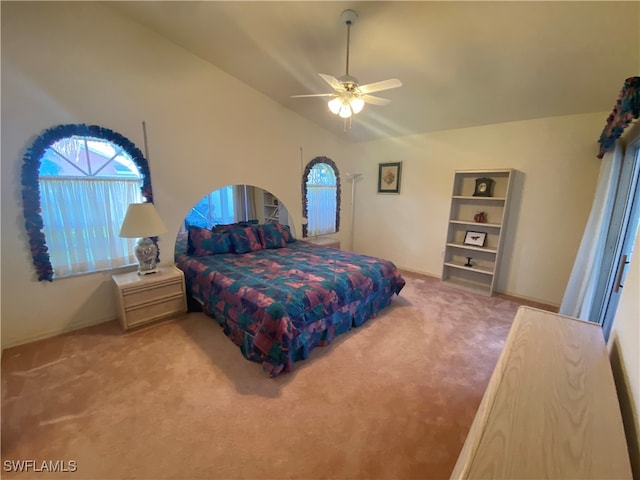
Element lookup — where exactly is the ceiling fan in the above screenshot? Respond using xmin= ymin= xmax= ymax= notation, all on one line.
xmin=292 ymin=9 xmax=402 ymax=121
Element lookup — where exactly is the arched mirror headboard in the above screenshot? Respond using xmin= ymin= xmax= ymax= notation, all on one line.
xmin=174 ymin=184 xmax=294 ymax=259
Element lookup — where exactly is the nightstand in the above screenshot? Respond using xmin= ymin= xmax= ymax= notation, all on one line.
xmin=112 ymin=265 xmax=187 ymax=331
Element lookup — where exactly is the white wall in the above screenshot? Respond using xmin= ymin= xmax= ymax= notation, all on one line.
xmin=1 ymin=2 xmax=350 ymax=348
xmin=348 ymin=114 xmax=604 ymax=305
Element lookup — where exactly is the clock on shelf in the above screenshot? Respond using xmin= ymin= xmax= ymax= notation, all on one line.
xmin=473 ymin=177 xmax=494 ymax=197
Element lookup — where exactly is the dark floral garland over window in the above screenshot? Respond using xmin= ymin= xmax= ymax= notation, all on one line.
xmin=301 ymin=156 xmax=341 ymax=238
xmin=21 ymin=124 xmax=153 ymax=281
xmin=597 ymin=76 xmax=640 ymax=159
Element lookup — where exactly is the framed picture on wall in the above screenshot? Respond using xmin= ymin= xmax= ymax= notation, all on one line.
xmin=378 ymin=162 xmax=402 ymax=194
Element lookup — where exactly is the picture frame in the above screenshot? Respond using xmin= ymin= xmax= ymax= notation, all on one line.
xmin=463 ymin=230 xmax=487 ymax=247
xmin=473 ymin=177 xmax=494 ymax=197
xmin=378 ymin=162 xmax=402 ymax=194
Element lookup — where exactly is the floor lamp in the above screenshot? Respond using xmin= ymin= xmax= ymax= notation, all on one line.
xmin=345 ymin=173 xmax=363 ymax=251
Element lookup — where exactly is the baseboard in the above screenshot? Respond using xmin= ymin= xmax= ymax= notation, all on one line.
xmin=396 ymin=265 xmax=441 ymax=279
xmin=1 ymin=315 xmax=118 ymax=350
xmin=397 ymin=265 xmax=559 ymax=312
xmin=494 ymin=292 xmax=559 ymax=313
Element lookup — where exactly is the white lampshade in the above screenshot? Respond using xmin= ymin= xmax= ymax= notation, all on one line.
xmin=119 ymin=203 xmax=167 ymax=238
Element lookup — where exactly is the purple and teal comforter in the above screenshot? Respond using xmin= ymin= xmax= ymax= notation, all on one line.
xmin=175 ymin=240 xmax=405 ymax=376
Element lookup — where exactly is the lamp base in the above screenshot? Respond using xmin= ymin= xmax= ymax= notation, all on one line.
xmin=135 ymin=237 xmax=159 ymax=275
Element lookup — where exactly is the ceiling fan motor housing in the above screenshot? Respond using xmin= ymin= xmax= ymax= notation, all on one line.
xmin=341 ymin=9 xmax=358 ymax=25
xmin=338 ymin=75 xmax=360 ymax=90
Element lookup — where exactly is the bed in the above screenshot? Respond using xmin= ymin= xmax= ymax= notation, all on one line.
xmin=175 ymin=223 xmax=405 ymax=376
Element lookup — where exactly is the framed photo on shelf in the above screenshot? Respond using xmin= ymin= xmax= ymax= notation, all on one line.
xmin=463 ymin=230 xmax=487 ymax=247
xmin=377 ymin=162 xmax=402 ymax=194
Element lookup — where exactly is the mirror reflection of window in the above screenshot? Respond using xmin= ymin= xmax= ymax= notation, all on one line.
xmin=186 ymin=185 xmax=235 ymax=228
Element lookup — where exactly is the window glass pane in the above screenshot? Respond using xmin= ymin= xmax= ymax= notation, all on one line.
xmin=40 ymin=136 xmax=140 ymax=178
xmin=306 ymin=162 xmax=338 ymax=236
xmin=307 ymin=164 xmax=336 ymax=186
xmin=111 ymin=153 xmax=140 ymax=177
xmin=36 ymin=133 xmax=144 ymax=277
xmin=86 ymin=138 xmax=117 ymax=158
xmin=46 ymin=137 xmax=89 ymax=176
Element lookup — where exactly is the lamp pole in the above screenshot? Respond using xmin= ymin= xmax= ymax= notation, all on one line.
xmin=345 ymin=173 xmax=363 ymax=251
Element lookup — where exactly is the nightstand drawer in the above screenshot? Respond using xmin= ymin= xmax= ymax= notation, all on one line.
xmin=125 ymin=294 xmax=186 ymax=328
xmin=122 ymin=279 xmax=183 ymax=309
xmin=112 ymin=265 xmax=187 ymax=331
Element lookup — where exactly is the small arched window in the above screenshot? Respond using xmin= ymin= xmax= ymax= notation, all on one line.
xmin=22 ymin=124 xmax=153 ymax=281
xmin=302 ymin=157 xmax=341 ymax=237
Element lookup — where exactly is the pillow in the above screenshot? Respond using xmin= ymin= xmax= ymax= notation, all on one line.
xmin=188 ymin=226 xmax=232 ymax=256
xmin=186 ymin=226 xmax=205 ymax=254
xmin=212 ymin=219 xmax=259 ymax=233
xmin=280 ymin=224 xmax=296 ymax=243
xmin=228 ymin=227 xmax=263 ymax=254
xmin=257 ymin=223 xmax=287 ymax=249
xmin=211 ymin=223 xmax=235 ymax=234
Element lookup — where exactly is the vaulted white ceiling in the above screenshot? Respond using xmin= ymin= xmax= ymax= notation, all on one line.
xmin=109 ymin=1 xmax=639 ymax=142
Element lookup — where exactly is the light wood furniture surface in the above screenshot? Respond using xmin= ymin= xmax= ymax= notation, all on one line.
xmin=451 ymin=306 xmax=631 ymax=479
xmin=112 ymin=265 xmax=187 ymax=331
xmin=304 ymin=237 xmax=340 ymax=249
xmin=442 ymin=169 xmax=514 ymax=296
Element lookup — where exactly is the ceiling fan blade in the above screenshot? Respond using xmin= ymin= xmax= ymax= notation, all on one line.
xmin=362 ymin=94 xmax=391 ymax=106
xmin=291 ymin=93 xmax=336 ymax=98
xmin=358 ymin=78 xmax=402 ymax=94
xmin=318 ymin=73 xmax=345 ymax=92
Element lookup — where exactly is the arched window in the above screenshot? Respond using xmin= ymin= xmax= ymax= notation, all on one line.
xmin=22 ymin=124 xmax=153 ymax=281
xmin=302 ymin=157 xmax=341 ymax=237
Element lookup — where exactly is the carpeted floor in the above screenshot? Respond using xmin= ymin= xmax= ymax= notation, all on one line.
xmin=1 ymin=271 xmax=553 ymax=480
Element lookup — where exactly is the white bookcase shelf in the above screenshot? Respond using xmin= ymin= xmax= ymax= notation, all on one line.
xmin=262 ymin=191 xmax=280 ymax=224
xmin=441 ymin=169 xmax=515 ymax=296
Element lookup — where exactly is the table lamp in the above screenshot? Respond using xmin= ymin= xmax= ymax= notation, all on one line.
xmin=119 ymin=202 xmax=167 ymax=275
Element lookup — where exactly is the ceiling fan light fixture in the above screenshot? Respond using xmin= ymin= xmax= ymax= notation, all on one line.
xmin=328 ymin=97 xmax=342 ymax=114
xmin=338 ymin=103 xmax=352 ymax=119
xmin=350 ymin=96 xmax=365 ymax=114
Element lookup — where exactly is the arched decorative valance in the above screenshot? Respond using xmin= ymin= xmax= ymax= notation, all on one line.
xmin=301 ymin=156 xmax=341 ymax=238
xmin=597 ymin=76 xmax=640 ymax=159
xmin=21 ymin=124 xmax=153 ymax=281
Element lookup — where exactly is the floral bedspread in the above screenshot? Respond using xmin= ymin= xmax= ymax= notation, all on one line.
xmin=175 ymin=240 xmax=405 ymax=376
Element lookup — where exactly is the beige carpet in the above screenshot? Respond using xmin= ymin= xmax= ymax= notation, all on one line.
xmin=1 ymin=271 xmax=552 ymax=480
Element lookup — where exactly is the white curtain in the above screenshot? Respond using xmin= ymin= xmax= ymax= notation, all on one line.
xmin=232 ymin=185 xmax=257 ymax=222
xmin=307 ymin=185 xmax=337 ymax=236
xmin=40 ymin=178 xmax=142 ymax=277
xmin=559 ymin=143 xmax=624 ymax=318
